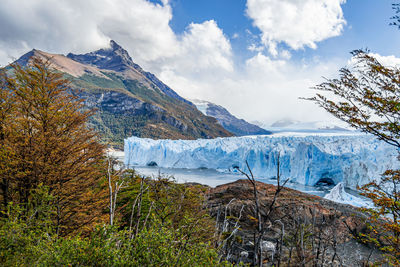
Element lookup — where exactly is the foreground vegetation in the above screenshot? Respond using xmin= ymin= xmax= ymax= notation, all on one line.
xmin=0 ymin=179 xmax=227 ymax=266
xmin=0 ymin=59 xmax=228 ymax=266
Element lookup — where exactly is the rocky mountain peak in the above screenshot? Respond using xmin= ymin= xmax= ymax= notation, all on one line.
xmin=109 ymin=39 xmax=123 ymax=51
xmin=68 ymin=40 xmax=192 ymax=105
xmin=107 ymin=40 xmax=134 ymax=65
xmin=190 ymin=99 xmax=271 ymax=136
xmin=15 ymin=49 xmax=36 ymax=66
xmin=67 ymin=40 xmax=141 ymax=72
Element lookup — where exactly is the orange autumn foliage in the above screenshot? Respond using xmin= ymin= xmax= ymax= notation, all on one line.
xmin=0 ymin=57 xmax=108 ymax=236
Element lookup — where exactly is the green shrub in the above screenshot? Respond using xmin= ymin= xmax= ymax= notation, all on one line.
xmin=0 ymin=182 xmax=230 ymax=266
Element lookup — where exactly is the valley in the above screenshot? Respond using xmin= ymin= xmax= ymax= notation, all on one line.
xmin=1 ymin=1 xmax=399 ymax=264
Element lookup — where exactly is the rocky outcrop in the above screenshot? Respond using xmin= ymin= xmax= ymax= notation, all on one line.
xmin=206 ymin=180 xmax=382 ymax=266
xmin=68 ymin=40 xmax=141 ymax=72
xmin=79 ymin=90 xmax=161 ymax=115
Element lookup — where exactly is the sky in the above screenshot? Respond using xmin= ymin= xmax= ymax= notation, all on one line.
xmin=0 ymin=0 xmax=399 ymax=126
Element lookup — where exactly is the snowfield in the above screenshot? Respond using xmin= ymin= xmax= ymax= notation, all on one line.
xmin=124 ymin=133 xmax=400 ymax=190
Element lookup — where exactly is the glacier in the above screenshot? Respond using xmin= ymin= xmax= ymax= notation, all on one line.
xmin=324 ymin=183 xmax=370 ymax=207
xmin=124 ymin=133 xmax=400 ymax=189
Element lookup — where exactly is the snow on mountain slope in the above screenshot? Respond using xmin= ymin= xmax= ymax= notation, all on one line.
xmin=268 ymin=119 xmax=351 ymax=132
xmin=124 ymin=134 xmax=400 ymax=189
xmin=190 ymin=99 xmax=271 ymax=136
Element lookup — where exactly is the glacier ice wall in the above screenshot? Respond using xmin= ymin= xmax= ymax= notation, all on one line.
xmin=124 ymin=134 xmax=400 ymax=189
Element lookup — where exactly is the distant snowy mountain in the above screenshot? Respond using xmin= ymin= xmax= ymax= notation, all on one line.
xmin=267 ymin=119 xmax=351 ymax=132
xmin=190 ymin=99 xmax=271 ymax=136
xmin=125 ymin=133 xmax=399 ymax=190
xmin=270 ymin=119 xmax=300 ymax=128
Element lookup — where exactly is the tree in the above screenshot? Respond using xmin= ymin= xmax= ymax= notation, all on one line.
xmin=0 ymin=57 xmax=230 ymax=266
xmin=0 ymin=57 xmax=106 ymax=235
xmin=390 ymin=3 xmax=400 ymax=29
xmin=359 ymin=169 xmax=400 ymax=265
xmin=0 ymin=72 xmax=15 ymax=210
xmin=234 ymin=159 xmax=285 ymax=266
xmin=309 ymin=50 xmax=400 ymax=265
xmin=0 ymin=182 xmax=229 ymax=267
xmin=310 ymin=50 xmax=400 ymax=149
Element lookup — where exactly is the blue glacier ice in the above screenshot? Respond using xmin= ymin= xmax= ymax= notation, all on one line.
xmin=124 ymin=133 xmax=400 ymax=189
xmin=324 ymin=183 xmax=371 ymax=207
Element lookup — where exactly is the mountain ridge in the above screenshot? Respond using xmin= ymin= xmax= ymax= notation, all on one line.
xmin=67 ymin=40 xmax=192 ymax=105
xmin=12 ymin=40 xmax=233 ymax=146
xmin=190 ymin=99 xmax=271 ymax=136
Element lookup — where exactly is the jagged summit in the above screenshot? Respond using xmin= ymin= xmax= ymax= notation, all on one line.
xmin=67 ymin=40 xmax=191 ymax=104
xmin=67 ymin=40 xmax=140 ymax=72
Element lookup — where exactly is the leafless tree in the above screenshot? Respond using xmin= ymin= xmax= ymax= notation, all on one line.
xmin=235 ymin=154 xmax=289 ymax=266
xmin=106 ymin=155 xmax=128 ymax=226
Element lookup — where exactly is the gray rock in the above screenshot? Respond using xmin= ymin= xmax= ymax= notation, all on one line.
xmin=240 ymin=251 xmax=249 ymax=258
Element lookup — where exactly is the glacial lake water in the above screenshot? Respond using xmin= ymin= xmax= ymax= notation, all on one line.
xmin=109 ymin=150 xmax=362 ymax=200
xmin=132 ymin=166 xmax=331 ymax=197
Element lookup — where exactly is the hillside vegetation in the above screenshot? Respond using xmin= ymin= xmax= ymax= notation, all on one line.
xmin=14 ymin=41 xmax=233 ymax=147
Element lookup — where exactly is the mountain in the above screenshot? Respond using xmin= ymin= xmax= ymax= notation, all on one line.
xmin=190 ymin=99 xmax=271 ymax=136
xmin=67 ymin=41 xmax=191 ymax=105
xmin=13 ymin=41 xmax=233 ymax=146
xmin=269 ymin=119 xmax=351 ymax=132
xmin=270 ymin=119 xmax=300 ymax=128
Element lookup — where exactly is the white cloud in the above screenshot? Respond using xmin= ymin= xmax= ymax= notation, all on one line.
xmin=0 ymin=0 xmax=347 ymax=126
xmin=0 ymin=0 xmax=180 ymax=65
xmin=368 ymin=53 xmax=400 ymax=67
xmin=246 ymin=0 xmax=346 ymax=55
xmin=280 ymin=50 xmax=291 ymax=60
xmin=0 ymin=0 xmax=232 ymax=74
xmin=247 ymin=43 xmax=264 ymax=53
xmin=161 ymin=51 xmax=345 ymax=125
xmin=167 ymin=20 xmax=233 ymax=74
